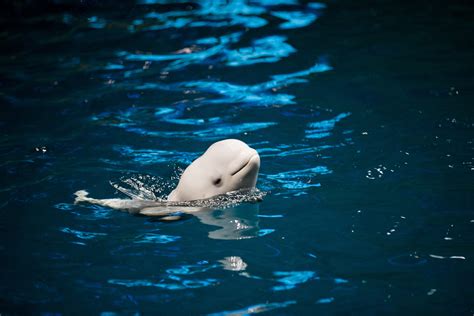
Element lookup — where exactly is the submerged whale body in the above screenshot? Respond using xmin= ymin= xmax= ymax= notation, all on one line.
xmin=74 ymin=139 xmax=261 ymax=218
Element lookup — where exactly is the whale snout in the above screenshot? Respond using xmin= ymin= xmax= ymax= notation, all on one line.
xmin=230 ymin=149 xmax=260 ymax=176
xmin=246 ymin=153 xmax=260 ymax=172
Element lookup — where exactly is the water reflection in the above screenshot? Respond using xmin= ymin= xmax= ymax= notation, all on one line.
xmin=272 ymin=271 xmax=316 ymax=291
xmin=265 ymin=166 xmax=331 ymax=190
xmin=133 ymin=61 xmax=331 ymax=107
xmin=134 ymin=232 xmax=180 ymax=244
xmin=225 ymin=36 xmax=296 ymax=67
xmin=219 ymin=256 xmax=248 ymax=271
xmin=306 ymin=112 xmax=351 ymax=139
xmin=109 ymin=260 xmax=219 ymax=290
xmin=118 ymin=32 xmax=242 ymax=71
xmin=208 ymin=300 xmax=296 ymax=316
xmin=131 ymin=0 xmax=324 ymax=33
xmin=272 ymin=10 xmax=318 ymax=29
xmin=60 ymin=227 xmax=107 ymax=240
xmin=195 ymin=203 xmax=260 ymax=240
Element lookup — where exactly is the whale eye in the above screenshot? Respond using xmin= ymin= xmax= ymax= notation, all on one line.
xmin=213 ymin=178 xmax=222 ymax=186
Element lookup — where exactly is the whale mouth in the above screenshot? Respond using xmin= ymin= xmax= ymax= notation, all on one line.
xmin=231 ymin=154 xmax=260 ymax=176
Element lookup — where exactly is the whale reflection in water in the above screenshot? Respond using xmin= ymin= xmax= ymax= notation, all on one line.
xmin=195 ymin=203 xmax=260 ymax=240
xmin=75 ymin=188 xmax=265 ymax=241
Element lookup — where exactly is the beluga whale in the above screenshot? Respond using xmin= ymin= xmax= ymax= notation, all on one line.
xmin=74 ymin=139 xmax=262 ymax=220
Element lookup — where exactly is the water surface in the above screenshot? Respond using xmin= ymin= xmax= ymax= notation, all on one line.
xmin=1 ymin=0 xmax=473 ymax=314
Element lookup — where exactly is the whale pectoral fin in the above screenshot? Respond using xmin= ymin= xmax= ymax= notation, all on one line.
xmin=139 ymin=207 xmax=175 ymax=217
xmin=139 ymin=207 xmax=184 ymax=221
xmin=74 ymin=190 xmax=91 ymax=204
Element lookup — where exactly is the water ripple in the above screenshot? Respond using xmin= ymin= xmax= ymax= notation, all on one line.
xmin=114 ymin=145 xmax=198 ymax=165
xmin=134 ymin=61 xmax=331 ymax=107
xmin=124 ymin=122 xmax=277 ymax=140
xmin=272 ymin=271 xmax=316 ymax=291
xmin=316 ymin=297 xmax=335 ymax=304
xmin=265 ymin=166 xmax=331 ymax=190
xmin=272 ymin=11 xmax=318 ymax=29
xmin=109 ymin=260 xmax=219 ymax=290
xmin=118 ymin=32 xmax=242 ymax=71
xmin=108 ymin=278 xmax=218 ymax=290
xmin=60 ymin=227 xmax=107 ymax=240
xmin=166 ymin=261 xmax=218 ymax=275
xmin=306 ymin=112 xmax=351 ymax=139
xmin=226 ymin=36 xmax=296 ymax=67
xmin=208 ymin=300 xmax=296 ymax=316
xmin=134 ymin=233 xmax=181 ymax=244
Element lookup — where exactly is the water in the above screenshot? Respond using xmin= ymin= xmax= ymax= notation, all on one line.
xmin=1 ymin=0 xmax=473 ymax=314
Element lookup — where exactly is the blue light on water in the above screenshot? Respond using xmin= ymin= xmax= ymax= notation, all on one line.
xmin=134 ymin=233 xmax=181 ymax=244
xmin=256 ymin=0 xmax=298 ymax=5
xmin=134 ymin=0 xmax=324 ymax=32
xmin=258 ymin=144 xmax=338 ymax=158
xmin=114 ymin=145 xmax=197 ymax=165
xmin=60 ymin=227 xmax=107 ymax=240
xmin=272 ymin=11 xmax=317 ymax=29
xmin=166 ymin=262 xmax=218 ymax=275
xmin=208 ymin=300 xmax=297 ymax=316
xmin=270 ymin=62 xmax=332 ymax=82
xmin=88 ymin=16 xmax=107 ymax=29
xmin=104 ymin=64 xmax=125 ymax=70
xmin=308 ymin=2 xmax=327 ymax=9
xmin=306 ymin=113 xmax=351 ymax=139
xmin=272 ymin=271 xmax=316 ymax=291
xmin=316 ymin=297 xmax=335 ymax=304
xmin=197 ymin=0 xmax=266 ymax=16
xmin=257 ymin=229 xmax=276 ymax=237
xmin=54 ymin=203 xmax=74 ymax=211
xmin=4 ymin=0 xmax=472 ymax=312
xmin=108 ymin=278 xmax=218 ymax=290
xmin=115 ymin=122 xmax=275 ymax=140
xmin=163 ymin=117 xmax=223 ymax=126
xmin=334 ymin=278 xmax=349 ymax=284
xmin=128 ymin=61 xmax=330 ymax=108
xmin=119 ymin=32 xmax=242 ymax=71
xmin=108 ymin=260 xmax=219 ymax=290
xmin=226 ymin=36 xmax=296 ymax=66
xmin=266 ymin=166 xmax=331 ymax=190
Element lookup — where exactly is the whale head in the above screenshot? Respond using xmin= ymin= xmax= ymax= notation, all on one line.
xmin=168 ymin=139 xmax=260 ymax=202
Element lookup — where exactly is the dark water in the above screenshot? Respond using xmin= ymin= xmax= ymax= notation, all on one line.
xmin=1 ymin=0 xmax=474 ymax=314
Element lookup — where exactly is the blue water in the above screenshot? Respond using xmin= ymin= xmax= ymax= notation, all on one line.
xmin=1 ymin=0 xmax=474 ymax=314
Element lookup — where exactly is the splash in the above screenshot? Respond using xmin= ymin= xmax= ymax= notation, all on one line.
xmin=110 ymin=174 xmax=175 ymax=201
xmin=166 ymin=188 xmax=267 ymax=209
xmin=110 ymin=174 xmax=266 ymax=209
